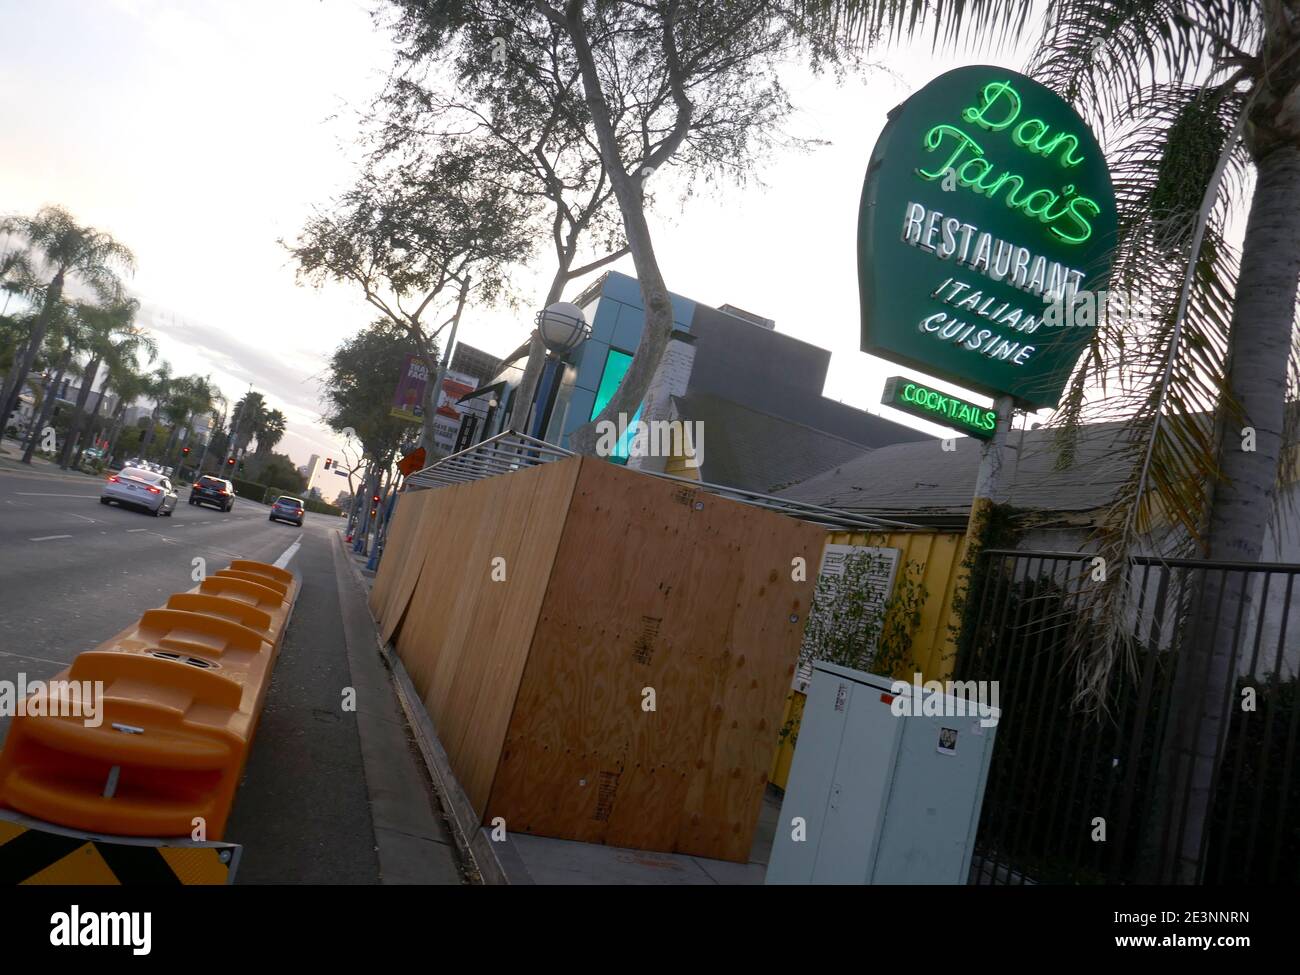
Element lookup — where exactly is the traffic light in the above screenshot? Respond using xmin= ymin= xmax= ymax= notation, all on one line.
xmin=324 ymin=458 xmax=332 ymax=470
xmin=181 ymin=446 xmax=190 ymax=457
xmin=226 ymin=457 xmax=236 ymax=468
xmin=371 ymin=492 xmax=380 ymax=505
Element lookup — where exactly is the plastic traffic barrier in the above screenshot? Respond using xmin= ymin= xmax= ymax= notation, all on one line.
xmin=0 ymin=558 xmax=297 ymax=876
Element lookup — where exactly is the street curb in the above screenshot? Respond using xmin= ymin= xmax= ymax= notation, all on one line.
xmin=329 ymin=535 xmax=465 ymax=885
xmin=332 ymin=530 xmax=532 ymax=885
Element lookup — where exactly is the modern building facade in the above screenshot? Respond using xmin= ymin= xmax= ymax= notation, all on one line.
xmin=456 ymin=271 xmax=933 ymax=492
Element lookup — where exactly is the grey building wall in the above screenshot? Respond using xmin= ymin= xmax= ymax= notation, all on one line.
xmin=684 ymin=304 xmax=933 ymax=449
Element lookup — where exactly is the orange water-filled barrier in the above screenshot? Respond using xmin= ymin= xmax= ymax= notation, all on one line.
xmin=0 ymin=558 xmax=297 ymax=843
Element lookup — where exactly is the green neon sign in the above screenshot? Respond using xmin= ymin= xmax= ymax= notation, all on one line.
xmin=859 ymin=66 xmax=1116 ymax=410
xmin=882 ymin=376 xmax=998 ymax=439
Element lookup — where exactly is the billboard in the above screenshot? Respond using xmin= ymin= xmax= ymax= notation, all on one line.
xmin=858 ymin=66 xmax=1116 ymax=409
xmin=391 ymin=354 xmax=429 ymax=424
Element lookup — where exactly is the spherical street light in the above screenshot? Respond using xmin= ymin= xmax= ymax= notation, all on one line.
xmin=535 ymin=301 xmax=590 ymax=354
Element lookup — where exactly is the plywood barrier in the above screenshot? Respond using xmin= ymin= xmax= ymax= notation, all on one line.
xmin=0 ymin=559 xmax=297 ymax=841
xmin=372 ymin=456 xmax=821 ymax=862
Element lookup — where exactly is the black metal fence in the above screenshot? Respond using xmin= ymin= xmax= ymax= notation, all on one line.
xmin=957 ymin=549 xmax=1299 ymax=885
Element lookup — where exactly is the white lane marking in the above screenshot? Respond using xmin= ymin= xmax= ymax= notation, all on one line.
xmin=0 ymin=649 xmax=73 ymax=668
xmin=30 ymin=534 xmax=73 ymax=541
xmin=273 ymin=533 xmax=303 ymax=569
xmin=14 ymin=492 xmax=101 ymax=498
xmin=69 ymin=513 xmax=97 ymax=523
xmin=125 ymin=528 xmax=149 ymax=533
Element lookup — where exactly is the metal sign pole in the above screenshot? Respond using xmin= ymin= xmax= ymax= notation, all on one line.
xmin=963 ymin=393 xmax=1018 ymax=548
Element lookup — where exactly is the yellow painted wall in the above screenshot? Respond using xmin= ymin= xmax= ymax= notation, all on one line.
xmin=823 ymin=529 xmax=969 ymax=681
xmin=769 ymin=528 xmax=971 ymax=790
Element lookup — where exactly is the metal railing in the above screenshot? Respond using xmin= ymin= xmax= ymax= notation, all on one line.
xmin=404 ymin=431 xmax=573 ymax=489
xmin=403 ymin=431 xmax=924 ymax=532
xmin=957 ymin=548 xmax=1300 ymax=885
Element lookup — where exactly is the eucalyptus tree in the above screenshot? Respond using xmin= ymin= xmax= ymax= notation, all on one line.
xmin=287 ymin=151 xmax=535 ymax=453
xmin=58 ymin=296 xmax=141 ymax=469
xmin=322 ymin=319 xmax=416 ymax=541
xmin=0 ymin=206 xmax=134 ymax=429
xmin=375 ymin=5 xmax=630 ymax=429
xmin=386 ymin=1 xmax=858 ymax=453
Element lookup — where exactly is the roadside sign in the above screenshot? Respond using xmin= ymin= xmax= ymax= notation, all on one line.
xmin=858 ymin=66 xmax=1116 ymax=409
xmin=881 ymin=375 xmax=998 ymax=439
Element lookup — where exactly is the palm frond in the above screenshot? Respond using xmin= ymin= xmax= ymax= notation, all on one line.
xmin=1031 ymin=0 xmax=1260 ymax=134
xmin=1048 ymin=81 xmax=1249 ymax=708
xmin=796 ymin=0 xmax=1035 ymax=51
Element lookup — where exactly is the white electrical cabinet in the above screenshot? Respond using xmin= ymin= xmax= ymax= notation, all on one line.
xmin=766 ymin=661 xmax=999 ymax=884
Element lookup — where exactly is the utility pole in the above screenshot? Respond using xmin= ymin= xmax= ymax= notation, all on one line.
xmin=423 ymin=274 xmax=470 ymax=457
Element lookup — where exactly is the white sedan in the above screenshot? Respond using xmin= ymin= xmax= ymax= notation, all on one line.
xmin=100 ymin=467 xmax=179 ymax=517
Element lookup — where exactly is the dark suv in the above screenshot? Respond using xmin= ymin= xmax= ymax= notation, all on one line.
xmin=190 ymin=475 xmax=235 ymax=512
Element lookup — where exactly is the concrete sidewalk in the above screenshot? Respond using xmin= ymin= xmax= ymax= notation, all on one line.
xmin=0 ymin=437 xmax=104 ymax=479
xmin=227 ymin=527 xmax=465 ymax=884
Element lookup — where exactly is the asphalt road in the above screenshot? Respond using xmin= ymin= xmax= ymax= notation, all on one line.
xmin=0 ymin=464 xmax=461 ymax=884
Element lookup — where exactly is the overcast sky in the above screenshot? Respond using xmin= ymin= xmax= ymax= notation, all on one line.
xmin=1 ymin=0 xmax=1055 ymax=466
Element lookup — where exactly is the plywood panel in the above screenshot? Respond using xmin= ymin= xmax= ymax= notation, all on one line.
xmin=672 ymin=491 xmax=821 ymax=861
xmin=390 ymin=458 xmax=580 ymax=815
xmin=487 ymin=459 xmax=822 ymax=861
xmin=370 ymin=489 xmax=437 ymax=642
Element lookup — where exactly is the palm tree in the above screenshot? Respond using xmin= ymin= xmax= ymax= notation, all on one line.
xmin=73 ymin=309 xmax=156 ymax=468
xmin=137 ymin=362 xmax=174 ymax=460
xmin=163 ymin=374 xmax=220 ymax=471
xmin=230 ymin=391 xmax=267 ymax=457
xmin=193 ymin=386 xmax=227 ymax=475
xmin=0 ymin=206 xmax=134 ymax=430
xmin=57 ymin=296 xmax=142 ymax=469
xmin=807 ymin=1 xmax=1299 ymax=882
xmin=253 ymin=408 xmax=287 ymax=456
xmin=20 ymin=299 xmax=86 ymax=464
xmin=103 ymin=366 xmax=150 ymax=466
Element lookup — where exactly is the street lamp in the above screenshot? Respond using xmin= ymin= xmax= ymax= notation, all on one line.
xmin=535 ymin=301 xmax=590 ymax=354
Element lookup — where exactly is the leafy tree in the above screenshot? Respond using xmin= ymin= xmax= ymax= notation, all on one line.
xmin=0 ymin=206 xmax=134 ymax=430
xmin=385 ymin=1 xmax=857 ymax=453
xmin=320 ymin=318 xmax=415 ymax=470
xmin=287 ymin=151 xmax=534 ymax=453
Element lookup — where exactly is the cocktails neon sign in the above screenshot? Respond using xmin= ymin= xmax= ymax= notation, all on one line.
xmin=881 ymin=376 xmax=998 ymax=439
xmin=917 ymin=81 xmax=1102 ymax=244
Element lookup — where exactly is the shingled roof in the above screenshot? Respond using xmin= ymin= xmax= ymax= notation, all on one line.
xmin=776 ymin=420 xmax=1136 ymax=525
xmin=670 ymin=393 xmax=880 ymax=494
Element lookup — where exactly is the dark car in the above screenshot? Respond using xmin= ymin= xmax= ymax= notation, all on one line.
xmin=269 ymin=495 xmax=304 ymax=527
xmin=190 ymin=475 xmax=235 ymax=511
